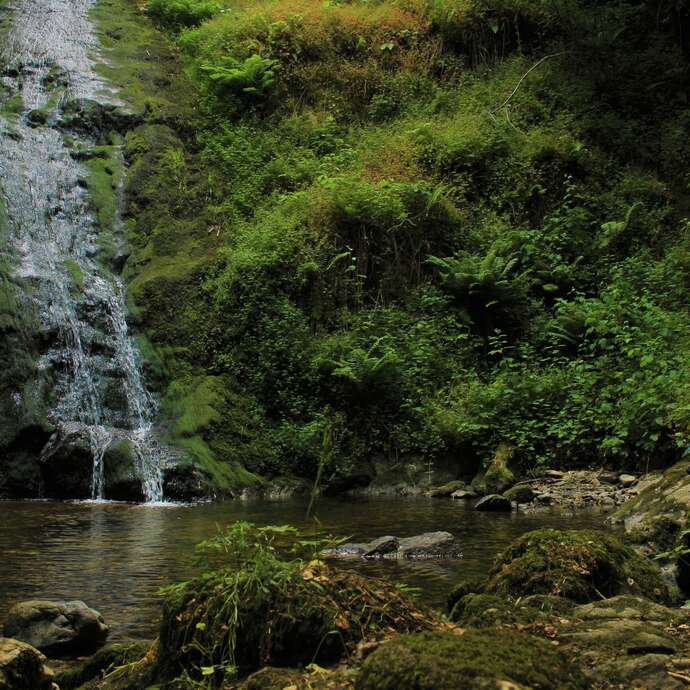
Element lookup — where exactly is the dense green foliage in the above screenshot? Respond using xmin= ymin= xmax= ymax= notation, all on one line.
xmin=104 ymin=0 xmax=690 ymax=489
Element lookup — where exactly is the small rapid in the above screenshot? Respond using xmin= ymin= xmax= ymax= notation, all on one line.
xmin=0 ymin=0 xmax=170 ymax=501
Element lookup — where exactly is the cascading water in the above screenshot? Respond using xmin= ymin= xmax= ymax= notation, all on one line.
xmin=0 ymin=0 xmax=170 ymax=501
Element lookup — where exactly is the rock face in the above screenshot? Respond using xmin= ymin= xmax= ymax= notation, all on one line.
xmin=3 ymin=601 xmax=109 ymax=658
xmin=325 ymin=532 xmax=460 ymax=560
xmin=356 ymin=629 xmax=587 ymax=690
xmin=38 ymin=426 xmax=94 ymax=500
xmin=102 ymin=439 xmax=144 ymax=502
xmin=162 ymin=464 xmax=213 ymax=501
xmin=474 ymin=494 xmax=512 ymax=512
xmin=0 ymin=637 xmax=56 ymax=690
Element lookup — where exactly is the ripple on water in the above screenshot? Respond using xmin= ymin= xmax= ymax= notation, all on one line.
xmin=0 ymin=497 xmax=606 ymax=640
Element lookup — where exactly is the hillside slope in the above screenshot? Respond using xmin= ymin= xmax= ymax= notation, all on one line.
xmin=94 ymin=0 xmax=690 ymax=493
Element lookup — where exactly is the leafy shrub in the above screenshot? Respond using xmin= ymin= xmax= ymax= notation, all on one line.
xmin=146 ymin=0 xmax=220 ymax=30
xmin=201 ymin=54 xmax=279 ymax=106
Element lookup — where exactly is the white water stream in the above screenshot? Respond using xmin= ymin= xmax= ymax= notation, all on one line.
xmin=0 ymin=0 xmax=168 ymax=501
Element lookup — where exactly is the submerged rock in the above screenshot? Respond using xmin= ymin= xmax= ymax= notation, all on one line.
xmin=396 ymin=532 xmax=458 ymax=559
xmin=356 ymin=629 xmax=587 ymax=690
xmin=474 ymin=494 xmax=512 ymax=511
xmin=0 ymin=637 xmax=56 ymax=690
xmin=362 ymin=536 xmax=399 ymax=558
xmin=3 ymin=601 xmax=108 ymax=658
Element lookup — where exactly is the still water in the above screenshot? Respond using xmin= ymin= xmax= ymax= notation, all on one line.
xmin=0 ymin=497 xmax=605 ymax=640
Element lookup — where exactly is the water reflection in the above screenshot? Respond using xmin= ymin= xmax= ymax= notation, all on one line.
xmin=0 ymin=497 xmax=605 ymax=640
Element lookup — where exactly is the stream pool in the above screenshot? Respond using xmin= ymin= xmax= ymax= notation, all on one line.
xmin=0 ymin=497 xmax=606 ymax=640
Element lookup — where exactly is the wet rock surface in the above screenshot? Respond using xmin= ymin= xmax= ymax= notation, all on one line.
xmin=3 ymin=600 xmax=108 ymax=658
xmin=325 ymin=531 xmax=460 ymax=560
xmin=0 ymin=637 xmax=56 ymax=690
xmin=474 ymin=494 xmax=512 ymax=511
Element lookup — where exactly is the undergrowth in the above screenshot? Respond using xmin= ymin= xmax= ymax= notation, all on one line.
xmin=93 ymin=0 xmax=690 ymax=490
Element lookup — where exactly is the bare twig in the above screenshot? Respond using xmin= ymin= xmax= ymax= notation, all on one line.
xmin=491 ymin=52 xmax=567 ymax=114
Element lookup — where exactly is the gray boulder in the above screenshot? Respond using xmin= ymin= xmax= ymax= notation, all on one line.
xmin=396 ymin=531 xmax=458 ymax=559
xmin=3 ymin=601 xmax=108 ymax=658
xmin=362 ymin=536 xmax=399 ymax=558
xmin=475 ymin=494 xmax=512 ymax=512
xmin=0 ymin=637 xmax=56 ymax=689
xmin=325 ymin=532 xmax=460 ymax=560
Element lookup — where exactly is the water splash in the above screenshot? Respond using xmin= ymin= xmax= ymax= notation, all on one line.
xmin=0 ymin=0 xmax=170 ymax=501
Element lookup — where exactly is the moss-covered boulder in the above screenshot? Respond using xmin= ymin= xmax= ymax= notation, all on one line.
xmin=450 ymin=592 xmax=574 ymax=626
xmin=54 ymin=641 xmax=150 ymax=690
xmin=611 ymin=461 xmax=690 ymax=545
xmin=68 ymin=647 xmax=157 ymax=690
xmin=428 ymin=480 xmax=466 ymax=497
xmin=504 ymin=484 xmax=536 ymax=503
xmin=483 ymin=529 xmax=668 ymax=603
xmin=552 ymin=596 xmax=690 ymax=689
xmin=483 ymin=443 xmax=516 ymax=494
xmin=158 ymin=562 xmax=435 ymax=684
xmin=356 ymin=629 xmax=587 ymax=690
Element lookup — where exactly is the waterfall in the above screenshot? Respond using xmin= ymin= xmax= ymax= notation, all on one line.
xmin=0 ymin=0 xmax=170 ymax=501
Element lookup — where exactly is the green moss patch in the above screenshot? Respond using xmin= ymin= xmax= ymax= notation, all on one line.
xmin=483 ymin=528 xmax=668 ymax=604
xmin=356 ymin=628 xmax=587 ymax=690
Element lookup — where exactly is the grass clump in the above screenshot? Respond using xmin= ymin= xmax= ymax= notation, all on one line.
xmin=158 ymin=522 xmax=436 ymax=686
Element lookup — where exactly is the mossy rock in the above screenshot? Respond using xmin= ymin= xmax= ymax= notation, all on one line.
xmin=483 ymin=443 xmax=516 ymax=494
xmin=484 ymin=529 xmax=668 ymax=604
xmin=450 ymin=593 xmax=574 ymax=626
xmin=356 ymin=629 xmax=587 ymax=690
xmin=446 ymin=576 xmax=486 ymax=613
xmin=158 ymin=563 xmax=435 ymax=683
xmin=504 ymin=484 xmax=536 ymax=503
xmin=73 ymin=646 xmax=157 ymax=690
xmin=428 ymin=480 xmax=466 ymax=497
xmin=55 ymin=641 xmax=151 ymax=690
